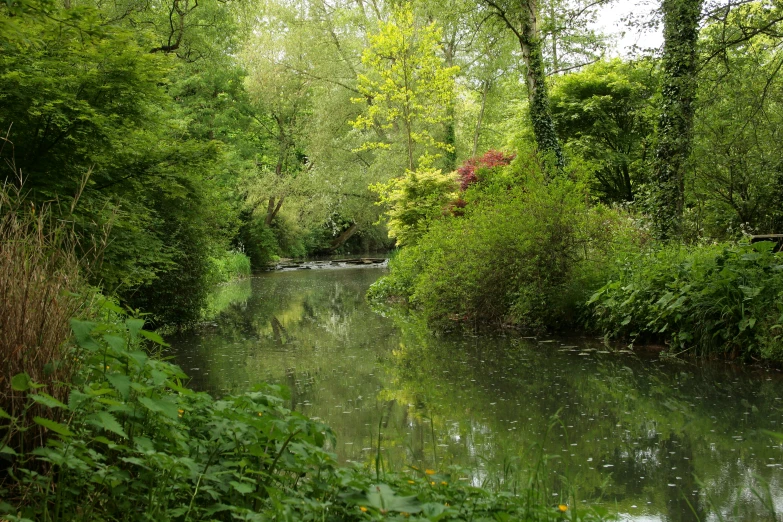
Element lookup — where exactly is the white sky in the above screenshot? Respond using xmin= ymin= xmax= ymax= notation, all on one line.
xmin=593 ymin=0 xmax=664 ymax=56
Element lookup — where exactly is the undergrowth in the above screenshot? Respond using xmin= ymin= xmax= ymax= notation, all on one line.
xmin=587 ymin=241 xmax=783 ymax=360
xmin=368 ymin=152 xmax=639 ymax=332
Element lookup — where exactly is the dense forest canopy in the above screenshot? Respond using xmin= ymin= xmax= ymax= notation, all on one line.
xmin=3 ymin=0 xmax=783 ymax=324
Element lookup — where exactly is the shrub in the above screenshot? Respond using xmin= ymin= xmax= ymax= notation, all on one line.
xmin=456 ymin=150 xmax=515 ymax=190
xmin=370 ymin=154 xmax=639 ymax=332
xmin=371 ymin=167 xmax=459 ymax=246
xmin=208 ymin=250 xmax=252 ymax=285
xmin=587 ymin=241 xmax=783 ymax=360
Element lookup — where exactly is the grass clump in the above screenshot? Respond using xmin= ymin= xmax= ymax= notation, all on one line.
xmin=587 ymin=241 xmax=783 ymax=360
xmin=208 ymin=250 xmax=252 ymax=285
xmin=0 ymin=180 xmax=97 ymax=444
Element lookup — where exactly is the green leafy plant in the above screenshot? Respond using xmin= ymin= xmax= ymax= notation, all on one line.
xmin=587 ymin=241 xmax=783 ymax=360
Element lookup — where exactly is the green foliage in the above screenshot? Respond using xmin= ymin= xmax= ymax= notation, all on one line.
xmin=689 ymin=4 xmax=783 ymax=238
xmin=550 ymin=59 xmax=658 ymax=203
xmin=352 ymin=6 xmax=459 ymax=171
xmin=208 ymin=251 xmax=252 ymax=286
xmin=370 ymin=153 xmax=639 ymax=332
xmin=371 ymin=168 xmax=459 ymax=246
xmin=0 ymin=0 xmax=243 ymax=324
xmin=587 ymin=241 xmax=783 ymax=360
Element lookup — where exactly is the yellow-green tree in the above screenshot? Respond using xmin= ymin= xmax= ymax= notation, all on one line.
xmin=352 ymin=7 xmax=459 ymax=172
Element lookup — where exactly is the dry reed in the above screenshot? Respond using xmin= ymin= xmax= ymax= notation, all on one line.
xmin=0 ymin=180 xmax=86 ymax=427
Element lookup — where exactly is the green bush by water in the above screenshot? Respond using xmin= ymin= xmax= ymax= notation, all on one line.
xmin=208 ymin=250 xmax=252 ymax=285
xmin=369 ymin=154 xmax=639 ymax=332
xmin=587 ymin=241 xmax=783 ymax=360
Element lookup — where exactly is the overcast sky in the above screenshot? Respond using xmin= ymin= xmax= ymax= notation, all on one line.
xmin=593 ymin=0 xmax=664 ymax=56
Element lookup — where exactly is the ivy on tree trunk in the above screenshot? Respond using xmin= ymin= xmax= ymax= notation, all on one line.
xmin=484 ymin=0 xmax=564 ymax=171
xmin=652 ymin=0 xmax=703 ymax=239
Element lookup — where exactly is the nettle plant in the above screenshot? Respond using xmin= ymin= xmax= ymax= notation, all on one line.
xmin=0 ymin=303 xmax=337 ymax=521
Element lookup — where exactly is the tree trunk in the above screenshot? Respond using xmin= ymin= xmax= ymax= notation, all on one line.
xmin=652 ymin=0 xmax=703 ymax=239
xmin=328 ymin=223 xmax=358 ymax=251
xmin=518 ymin=0 xmax=564 ymax=170
xmin=264 ymin=196 xmax=284 ymax=226
xmin=472 ymin=80 xmax=490 ymax=157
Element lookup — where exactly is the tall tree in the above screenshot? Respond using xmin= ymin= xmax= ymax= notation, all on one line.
xmin=651 ymin=0 xmax=703 ymax=239
xmin=481 ymin=0 xmax=564 ymax=169
xmin=352 ymin=7 xmax=459 ymax=172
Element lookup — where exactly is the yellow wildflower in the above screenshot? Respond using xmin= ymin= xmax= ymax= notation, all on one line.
xmin=359 ymin=506 xmax=367 ymax=512
xmin=407 ymin=480 xmax=415 ymax=484
xmin=425 ymin=469 xmax=436 ymax=475
xmin=257 ymin=412 xmax=263 ymax=416
xmin=177 ymin=409 xmax=184 ymax=418
xmin=558 ymin=504 xmax=568 ymax=512
xmin=441 ymin=481 xmax=447 ymax=485
xmin=430 ymin=481 xmax=435 ymax=485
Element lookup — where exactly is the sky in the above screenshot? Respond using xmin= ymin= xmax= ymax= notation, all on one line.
xmin=592 ymin=0 xmax=664 ymax=56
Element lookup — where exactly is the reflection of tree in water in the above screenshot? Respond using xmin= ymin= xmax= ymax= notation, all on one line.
xmin=380 ymin=316 xmax=783 ymax=520
xmin=170 ymin=270 xmax=783 ymax=521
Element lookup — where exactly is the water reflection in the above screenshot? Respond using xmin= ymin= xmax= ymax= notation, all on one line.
xmin=167 ymin=268 xmax=783 ymax=521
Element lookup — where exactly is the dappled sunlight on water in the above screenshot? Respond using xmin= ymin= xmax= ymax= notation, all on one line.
xmin=168 ymin=267 xmax=783 ymax=521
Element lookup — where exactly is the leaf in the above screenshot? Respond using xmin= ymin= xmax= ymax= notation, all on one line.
xmin=68 ymin=389 xmax=90 ymax=411
xmin=230 ymin=481 xmax=255 ymax=494
xmin=126 ymin=318 xmax=145 ymax=340
xmin=29 ymin=393 xmax=68 ymax=409
xmin=0 ymin=406 xmax=11 ymax=420
xmin=11 ymin=373 xmax=32 ymax=392
xmin=100 ymin=299 xmax=125 ymax=315
xmin=70 ymin=319 xmax=100 ymax=352
xmin=103 ymin=335 xmax=127 ymax=354
xmin=0 ymin=445 xmax=18 ymax=456
xmin=364 ymin=484 xmax=422 ymax=514
xmin=88 ymin=411 xmax=127 ymax=439
xmin=140 ymin=329 xmax=169 ymax=346
xmin=138 ymin=397 xmax=180 ymax=420
xmin=107 ymin=374 xmax=131 ymax=400
xmin=33 ymin=417 xmax=74 ymax=437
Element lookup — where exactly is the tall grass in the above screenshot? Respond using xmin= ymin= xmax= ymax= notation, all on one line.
xmin=0 ymin=179 xmax=90 ymax=434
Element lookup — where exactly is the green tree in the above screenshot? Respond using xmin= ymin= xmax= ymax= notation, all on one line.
xmin=690 ymin=3 xmax=783 ymax=237
xmin=352 ymin=7 xmax=459 ymax=172
xmin=550 ymin=59 xmax=658 ymax=202
xmin=481 ymin=0 xmax=564 ymax=168
xmin=651 ymin=0 xmax=703 ymax=239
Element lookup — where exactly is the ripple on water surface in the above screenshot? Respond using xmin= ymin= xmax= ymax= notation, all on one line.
xmin=167 ymin=267 xmax=783 ymax=521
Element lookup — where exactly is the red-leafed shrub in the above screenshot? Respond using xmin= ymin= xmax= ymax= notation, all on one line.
xmin=456 ymin=150 xmax=515 ymax=190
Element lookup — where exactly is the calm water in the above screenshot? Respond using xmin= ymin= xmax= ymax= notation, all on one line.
xmin=168 ymin=267 xmax=783 ymax=521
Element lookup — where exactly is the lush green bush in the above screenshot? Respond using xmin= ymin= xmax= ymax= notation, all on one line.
xmin=587 ymin=241 xmax=783 ymax=360
xmin=0 ymin=309 xmax=612 ymax=521
xmin=371 ymin=167 xmax=460 ymax=247
xmin=369 ymin=153 xmax=640 ymax=332
xmin=208 ymin=250 xmax=252 ymax=285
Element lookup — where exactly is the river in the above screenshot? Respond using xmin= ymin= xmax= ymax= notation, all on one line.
xmin=167 ymin=265 xmax=783 ymax=521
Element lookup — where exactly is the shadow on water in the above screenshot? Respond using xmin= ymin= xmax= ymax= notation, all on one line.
xmin=167 ymin=267 xmax=783 ymax=521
